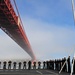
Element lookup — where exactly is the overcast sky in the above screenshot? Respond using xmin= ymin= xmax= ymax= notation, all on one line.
xmin=0 ymin=0 xmax=75 ymax=61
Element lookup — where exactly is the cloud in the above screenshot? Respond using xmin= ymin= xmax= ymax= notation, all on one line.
xmin=23 ymin=17 xmax=75 ymax=60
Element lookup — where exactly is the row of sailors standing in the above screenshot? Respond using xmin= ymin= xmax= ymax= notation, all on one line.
xmin=0 ymin=56 xmax=75 ymax=74
xmin=1 ymin=61 xmax=27 ymax=69
xmin=0 ymin=58 xmax=71 ymax=72
xmin=0 ymin=61 xmax=42 ymax=70
xmin=46 ymin=56 xmax=71 ymax=73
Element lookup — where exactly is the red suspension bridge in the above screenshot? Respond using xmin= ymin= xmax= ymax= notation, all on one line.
xmin=0 ymin=0 xmax=36 ymax=60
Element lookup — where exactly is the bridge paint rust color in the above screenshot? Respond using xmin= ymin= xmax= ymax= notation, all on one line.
xmin=0 ymin=0 xmax=36 ymax=60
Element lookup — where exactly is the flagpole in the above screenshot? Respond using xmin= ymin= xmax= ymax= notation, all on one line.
xmin=72 ymin=0 xmax=75 ymax=24
xmin=70 ymin=0 xmax=75 ymax=75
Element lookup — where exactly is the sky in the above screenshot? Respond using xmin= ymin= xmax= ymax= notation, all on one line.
xmin=0 ymin=0 xmax=75 ymax=61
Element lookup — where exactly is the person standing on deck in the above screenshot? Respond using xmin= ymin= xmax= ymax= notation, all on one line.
xmin=43 ymin=61 xmax=46 ymax=69
xmin=67 ymin=56 xmax=71 ymax=73
xmin=38 ymin=61 xmax=41 ymax=69
xmin=0 ymin=62 xmax=1 ymax=69
xmin=13 ymin=62 xmax=17 ymax=69
xmin=28 ymin=61 xmax=31 ymax=70
xmin=3 ymin=61 xmax=7 ymax=69
xmin=8 ymin=61 xmax=12 ymax=69
xmin=18 ymin=62 xmax=22 ymax=69
xmin=23 ymin=61 xmax=26 ymax=69
xmin=33 ymin=61 xmax=36 ymax=69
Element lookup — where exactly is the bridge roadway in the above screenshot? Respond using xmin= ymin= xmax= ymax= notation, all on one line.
xmin=0 ymin=69 xmax=74 ymax=75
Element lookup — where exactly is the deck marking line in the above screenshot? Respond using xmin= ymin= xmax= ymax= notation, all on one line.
xmin=0 ymin=73 xmax=30 ymax=74
xmin=36 ymin=70 xmax=43 ymax=75
xmin=46 ymin=70 xmax=59 ymax=75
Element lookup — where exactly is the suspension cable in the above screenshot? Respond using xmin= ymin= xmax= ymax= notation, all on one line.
xmin=13 ymin=0 xmax=25 ymax=31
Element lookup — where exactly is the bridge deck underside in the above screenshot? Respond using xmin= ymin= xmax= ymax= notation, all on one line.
xmin=0 ymin=0 xmax=35 ymax=59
